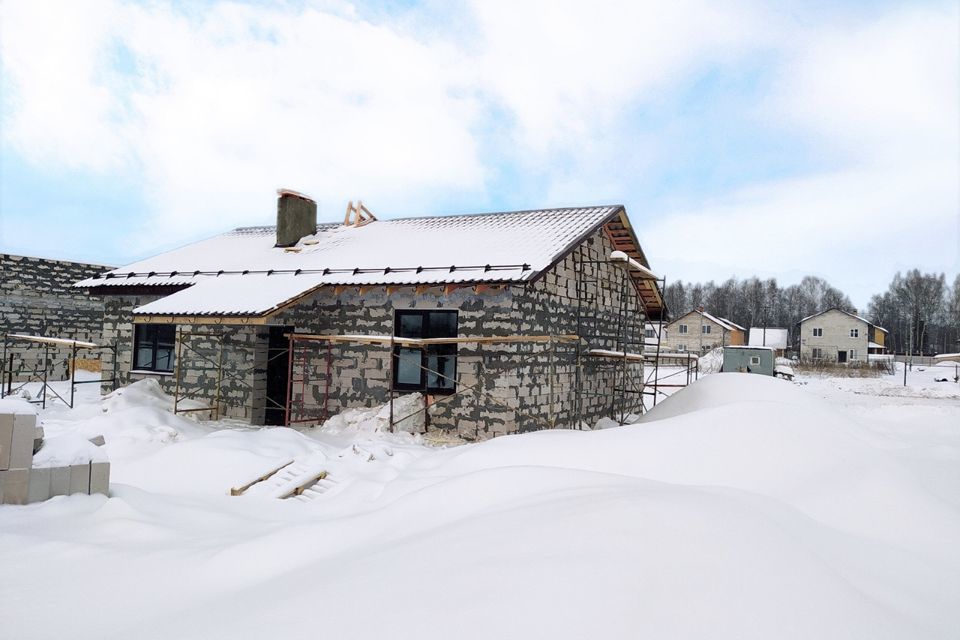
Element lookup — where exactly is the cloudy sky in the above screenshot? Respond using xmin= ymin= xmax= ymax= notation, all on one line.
xmin=1 ymin=0 xmax=957 ymax=309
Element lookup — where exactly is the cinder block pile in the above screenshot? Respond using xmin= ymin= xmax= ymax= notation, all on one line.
xmin=0 ymin=411 xmax=110 ymax=505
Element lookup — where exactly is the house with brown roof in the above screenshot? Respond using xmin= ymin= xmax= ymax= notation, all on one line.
xmin=75 ymin=192 xmax=664 ymax=440
xmin=662 ymin=309 xmax=745 ymax=354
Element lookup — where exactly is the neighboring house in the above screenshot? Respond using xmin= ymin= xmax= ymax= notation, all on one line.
xmin=643 ymin=321 xmax=663 ymax=352
xmin=747 ymin=327 xmax=789 ymax=357
xmin=798 ymin=309 xmax=888 ymax=363
xmin=1 ymin=254 xmax=113 ymax=381
xmin=74 ymin=192 xmax=665 ymax=440
xmin=662 ymin=309 xmax=745 ymax=353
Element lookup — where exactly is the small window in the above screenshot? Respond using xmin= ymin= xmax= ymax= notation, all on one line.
xmin=812 ymin=328 xmax=823 ymax=337
xmin=849 ymin=349 xmax=857 ymax=360
xmin=133 ymin=324 xmax=176 ymax=373
xmin=677 ymin=344 xmax=686 ymax=352
xmin=393 ymin=310 xmax=458 ymax=394
xmin=812 ymin=347 xmax=823 ymax=360
xmin=750 ymin=356 xmax=760 ymax=366
xmin=850 ymin=328 xmax=859 ymax=338
xmin=702 ymin=325 xmax=711 ymax=334
xmin=644 ymin=329 xmax=655 ymax=339
xmin=679 ymin=324 xmax=688 ymax=334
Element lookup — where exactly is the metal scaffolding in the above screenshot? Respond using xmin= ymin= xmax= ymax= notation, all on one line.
xmin=1 ymin=333 xmax=116 ymax=409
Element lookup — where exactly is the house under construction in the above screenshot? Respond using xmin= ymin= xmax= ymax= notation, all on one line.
xmin=75 ymin=192 xmax=666 ymax=440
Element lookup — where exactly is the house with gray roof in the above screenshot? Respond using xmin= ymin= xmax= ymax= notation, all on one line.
xmin=75 ymin=191 xmax=664 ymax=440
xmin=798 ymin=309 xmax=888 ymax=364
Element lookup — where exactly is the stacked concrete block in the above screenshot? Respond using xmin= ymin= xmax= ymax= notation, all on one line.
xmin=0 ymin=411 xmax=111 ymax=505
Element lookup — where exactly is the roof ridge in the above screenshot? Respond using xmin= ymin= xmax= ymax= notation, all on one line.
xmin=231 ymin=205 xmax=623 ymax=233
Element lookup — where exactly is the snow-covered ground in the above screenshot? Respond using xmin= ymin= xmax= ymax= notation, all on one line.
xmin=1 ymin=366 xmax=958 ymax=639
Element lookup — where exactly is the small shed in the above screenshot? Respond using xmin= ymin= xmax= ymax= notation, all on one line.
xmin=721 ymin=346 xmax=775 ymax=376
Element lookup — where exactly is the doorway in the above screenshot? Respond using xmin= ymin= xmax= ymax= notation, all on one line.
xmin=837 ymin=350 xmax=847 ymax=364
xmin=264 ymin=326 xmax=293 ymax=425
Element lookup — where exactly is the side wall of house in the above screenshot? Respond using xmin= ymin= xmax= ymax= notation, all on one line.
xmin=101 ymin=294 xmax=267 ymax=422
xmin=275 ymin=230 xmax=647 ymax=440
xmin=1 ymin=254 xmax=110 ymax=382
xmin=799 ymin=310 xmax=869 ymax=362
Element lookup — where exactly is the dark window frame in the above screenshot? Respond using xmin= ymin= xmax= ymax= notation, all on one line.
xmin=133 ymin=324 xmax=176 ymax=373
xmin=392 ymin=310 xmax=458 ymax=394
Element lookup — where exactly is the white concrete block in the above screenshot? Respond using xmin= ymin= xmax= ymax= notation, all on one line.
xmin=0 ymin=468 xmax=30 ymax=505
xmin=50 ymin=466 xmax=71 ymax=497
xmin=88 ymin=435 xmax=106 ymax=447
xmin=0 ymin=413 xmax=13 ymax=470
xmin=27 ymin=467 xmax=52 ymax=504
xmin=10 ymin=414 xmax=36 ymax=469
xmin=89 ymin=462 xmax=110 ymax=496
xmin=69 ymin=464 xmax=90 ymax=495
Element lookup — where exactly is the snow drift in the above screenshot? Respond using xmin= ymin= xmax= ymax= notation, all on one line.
xmin=1 ymin=373 xmax=958 ymax=639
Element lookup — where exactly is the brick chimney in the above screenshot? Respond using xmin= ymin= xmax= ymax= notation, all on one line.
xmin=275 ymin=189 xmax=317 ymax=247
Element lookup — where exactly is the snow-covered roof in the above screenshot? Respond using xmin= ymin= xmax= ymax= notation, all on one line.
xmin=76 ymin=206 xmax=658 ymax=317
xmin=699 ymin=311 xmax=739 ymax=332
xmin=725 ymin=345 xmax=776 ymax=352
xmin=867 ymin=341 xmax=884 ymax=349
xmin=799 ymin=308 xmax=884 ymax=331
xmin=720 ymin=317 xmax=746 ymax=332
xmin=747 ymin=328 xmax=788 ymax=349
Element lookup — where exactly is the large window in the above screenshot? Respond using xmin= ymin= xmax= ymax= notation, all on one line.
xmin=393 ymin=310 xmax=458 ymax=394
xmin=702 ymin=325 xmax=711 ymax=334
xmin=679 ymin=324 xmax=688 ymax=334
xmin=133 ymin=324 xmax=176 ymax=373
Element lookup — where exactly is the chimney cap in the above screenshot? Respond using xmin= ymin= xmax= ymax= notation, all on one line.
xmin=277 ymin=188 xmax=316 ymax=204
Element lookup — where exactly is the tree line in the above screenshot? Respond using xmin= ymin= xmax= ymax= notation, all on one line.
xmin=661 ymin=271 xmax=960 ymax=355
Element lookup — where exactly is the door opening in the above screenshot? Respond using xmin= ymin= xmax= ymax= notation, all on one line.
xmin=264 ymin=326 xmax=293 ymax=425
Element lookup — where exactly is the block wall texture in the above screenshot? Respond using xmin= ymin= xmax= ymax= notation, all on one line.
xmin=102 ymin=293 xmax=265 ymax=422
xmin=101 ymin=230 xmax=649 ymax=438
xmin=1 ymin=254 xmax=111 ymax=382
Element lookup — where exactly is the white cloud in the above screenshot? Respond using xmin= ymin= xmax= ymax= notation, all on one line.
xmin=646 ymin=2 xmax=960 ymax=305
xmin=1 ymin=0 xmax=956 ymax=302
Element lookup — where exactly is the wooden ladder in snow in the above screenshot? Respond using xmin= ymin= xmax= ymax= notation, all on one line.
xmin=230 ymin=459 xmax=335 ymax=500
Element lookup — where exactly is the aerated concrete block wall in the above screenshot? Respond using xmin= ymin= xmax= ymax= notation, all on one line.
xmin=1 ymin=254 xmax=112 ymax=381
xmin=277 ymin=230 xmax=646 ymax=440
xmin=102 ymin=293 xmax=265 ymax=422
xmin=0 ymin=411 xmax=110 ymax=504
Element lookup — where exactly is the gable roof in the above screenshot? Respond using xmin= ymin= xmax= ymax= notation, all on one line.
xmin=77 ymin=205 xmax=664 ymax=319
xmin=748 ymin=327 xmax=788 ymax=349
xmin=799 ymin=308 xmax=886 ymax=332
xmin=667 ymin=309 xmax=742 ymax=332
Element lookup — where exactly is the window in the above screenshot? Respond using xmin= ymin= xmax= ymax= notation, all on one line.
xmin=850 ymin=328 xmax=859 ymax=338
xmin=812 ymin=328 xmax=823 ymax=337
xmin=812 ymin=347 xmax=823 ymax=360
xmin=644 ymin=329 xmax=655 ymax=339
xmin=679 ymin=324 xmax=688 ymax=334
xmin=849 ymin=349 xmax=857 ymax=360
xmin=702 ymin=325 xmax=711 ymax=334
xmin=133 ymin=324 xmax=176 ymax=372
xmin=750 ymin=356 xmax=760 ymax=366
xmin=677 ymin=344 xmax=686 ymax=352
xmin=393 ymin=310 xmax=458 ymax=394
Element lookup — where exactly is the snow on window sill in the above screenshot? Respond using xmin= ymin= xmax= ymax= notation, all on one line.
xmin=130 ymin=369 xmax=173 ymax=377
